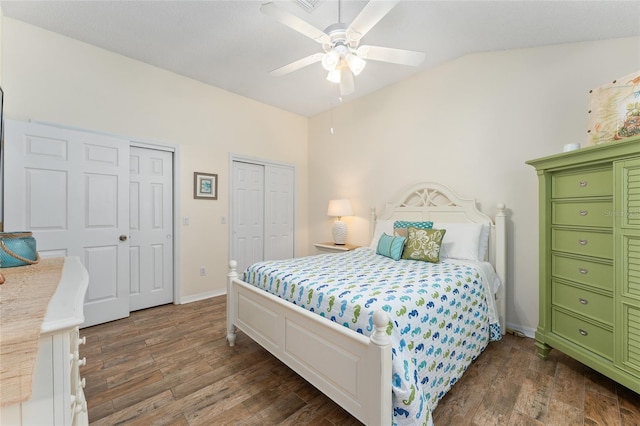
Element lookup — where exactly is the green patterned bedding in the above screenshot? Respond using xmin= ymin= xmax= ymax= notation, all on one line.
xmin=243 ymin=248 xmax=501 ymax=426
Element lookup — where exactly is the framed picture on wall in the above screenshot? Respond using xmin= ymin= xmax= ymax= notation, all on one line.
xmin=194 ymin=172 xmax=218 ymax=200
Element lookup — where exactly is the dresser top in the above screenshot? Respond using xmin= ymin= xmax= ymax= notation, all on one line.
xmin=42 ymin=256 xmax=89 ymax=333
xmin=527 ymin=135 xmax=640 ymax=171
xmin=0 ymin=256 xmax=88 ymax=406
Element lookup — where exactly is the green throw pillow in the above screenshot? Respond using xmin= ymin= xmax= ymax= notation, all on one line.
xmin=376 ymin=233 xmax=406 ymax=261
xmin=401 ymin=227 xmax=446 ymax=263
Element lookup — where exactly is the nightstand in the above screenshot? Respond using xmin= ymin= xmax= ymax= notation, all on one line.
xmin=313 ymin=242 xmax=360 ymax=254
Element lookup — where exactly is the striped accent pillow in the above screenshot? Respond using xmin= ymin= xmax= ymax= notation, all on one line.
xmin=376 ymin=233 xmax=406 ymax=261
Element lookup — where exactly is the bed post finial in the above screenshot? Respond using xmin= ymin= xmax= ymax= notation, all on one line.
xmin=370 ymin=310 xmax=391 ymax=346
xmin=228 ymin=260 xmax=238 ymax=278
xmin=227 ymin=260 xmax=238 ymax=346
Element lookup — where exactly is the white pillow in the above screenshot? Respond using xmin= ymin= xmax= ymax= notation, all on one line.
xmin=478 ymin=223 xmax=491 ymax=261
xmin=432 ymin=222 xmax=484 ymax=261
xmin=369 ymin=220 xmax=395 ymax=250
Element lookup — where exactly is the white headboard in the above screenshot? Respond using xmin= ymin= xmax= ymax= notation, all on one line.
xmin=369 ymin=182 xmax=507 ymax=332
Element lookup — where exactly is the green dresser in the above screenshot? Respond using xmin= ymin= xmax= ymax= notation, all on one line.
xmin=527 ymin=135 xmax=640 ymax=394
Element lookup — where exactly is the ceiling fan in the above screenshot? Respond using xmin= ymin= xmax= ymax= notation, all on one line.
xmin=261 ymin=0 xmax=426 ymax=96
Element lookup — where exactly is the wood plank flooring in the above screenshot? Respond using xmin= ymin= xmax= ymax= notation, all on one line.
xmin=80 ymin=297 xmax=640 ymax=425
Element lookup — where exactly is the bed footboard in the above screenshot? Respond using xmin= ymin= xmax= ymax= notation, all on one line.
xmin=226 ymin=261 xmax=392 ymax=425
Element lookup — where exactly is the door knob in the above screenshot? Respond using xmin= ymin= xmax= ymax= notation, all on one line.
xmin=119 ymin=235 xmax=128 ymax=241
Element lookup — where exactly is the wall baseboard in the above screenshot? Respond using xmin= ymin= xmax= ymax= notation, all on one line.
xmin=180 ymin=289 xmax=226 ymax=304
xmin=505 ymin=322 xmax=536 ymax=339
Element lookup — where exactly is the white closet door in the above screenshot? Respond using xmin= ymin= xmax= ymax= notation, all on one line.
xmin=4 ymin=120 xmax=130 ymax=327
xmin=231 ymin=161 xmax=265 ymax=274
xmin=231 ymin=159 xmax=295 ymax=273
xmin=264 ymin=165 xmax=295 ymax=261
xmin=129 ymin=147 xmax=174 ymax=311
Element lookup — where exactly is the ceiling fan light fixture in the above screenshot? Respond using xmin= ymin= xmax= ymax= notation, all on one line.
xmin=262 ymin=1 xmax=423 ymax=97
xmin=327 ymin=68 xmax=341 ymax=83
xmin=321 ymin=50 xmax=340 ymax=71
xmin=346 ymin=53 xmax=366 ymax=76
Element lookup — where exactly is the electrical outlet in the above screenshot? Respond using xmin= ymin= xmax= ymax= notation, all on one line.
xmin=199 ymin=267 xmax=206 ymax=276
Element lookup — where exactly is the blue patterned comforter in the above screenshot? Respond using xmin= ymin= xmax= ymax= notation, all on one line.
xmin=243 ymin=248 xmax=501 ymax=426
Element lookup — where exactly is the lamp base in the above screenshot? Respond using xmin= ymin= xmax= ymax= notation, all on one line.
xmin=332 ymin=220 xmax=348 ymax=245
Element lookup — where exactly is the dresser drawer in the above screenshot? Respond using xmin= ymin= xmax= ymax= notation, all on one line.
xmin=552 ymin=200 xmax=613 ymax=228
xmin=552 ymin=309 xmax=613 ymax=360
xmin=551 ymin=254 xmax=612 ymax=291
xmin=552 ymin=280 xmax=613 ymax=324
xmin=552 ymin=229 xmax=612 ymax=259
xmin=552 ymin=168 xmax=612 ymax=198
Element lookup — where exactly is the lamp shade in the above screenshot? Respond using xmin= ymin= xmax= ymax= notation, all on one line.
xmin=327 ymin=199 xmax=352 ymax=218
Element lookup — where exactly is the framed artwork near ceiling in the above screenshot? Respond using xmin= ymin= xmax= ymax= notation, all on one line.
xmin=587 ymin=69 xmax=640 ymax=145
xmin=194 ymin=172 xmax=218 ymax=200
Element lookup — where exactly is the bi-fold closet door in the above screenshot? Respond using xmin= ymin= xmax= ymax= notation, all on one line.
xmin=3 ymin=120 xmax=174 ymax=327
xmin=231 ymin=159 xmax=295 ymax=274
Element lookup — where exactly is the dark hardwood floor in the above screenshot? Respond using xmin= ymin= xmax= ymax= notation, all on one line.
xmin=80 ymin=297 xmax=640 ymax=425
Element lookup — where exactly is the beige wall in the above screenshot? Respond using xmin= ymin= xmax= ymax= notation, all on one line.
xmin=1 ymin=18 xmax=309 ymax=301
xmin=3 ymin=14 xmax=638 ymax=335
xmin=0 ymin=7 xmax=3 ymax=229
xmin=308 ymin=37 xmax=640 ymax=336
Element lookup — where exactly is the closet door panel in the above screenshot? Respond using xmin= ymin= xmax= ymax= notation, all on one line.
xmin=232 ymin=161 xmax=265 ymax=274
xmin=4 ymin=120 xmax=130 ymax=327
xmin=264 ymin=164 xmax=295 ymax=261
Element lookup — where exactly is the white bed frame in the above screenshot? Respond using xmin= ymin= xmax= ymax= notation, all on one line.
xmin=226 ymin=182 xmax=506 ymax=425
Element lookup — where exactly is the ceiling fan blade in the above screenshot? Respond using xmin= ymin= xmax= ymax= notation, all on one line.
xmin=261 ymin=2 xmax=331 ymax=45
xmin=356 ymin=45 xmax=425 ymax=66
xmin=339 ymin=68 xmax=355 ymax=96
xmin=346 ymin=0 xmax=400 ymax=43
xmin=270 ymin=53 xmax=324 ymax=77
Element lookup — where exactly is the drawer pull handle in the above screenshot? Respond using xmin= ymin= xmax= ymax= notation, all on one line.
xmin=579 ymin=210 xmax=589 ymax=216
xmin=578 ymin=239 xmax=588 ymax=245
xmin=579 ymin=268 xmax=588 ymax=274
xmin=578 ymin=181 xmax=588 ymax=187
xmin=579 ymin=328 xmax=588 ymax=336
xmin=579 ymin=298 xmax=589 ymax=305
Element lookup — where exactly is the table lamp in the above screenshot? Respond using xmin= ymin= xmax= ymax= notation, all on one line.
xmin=327 ymin=199 xmax=352 ymax=245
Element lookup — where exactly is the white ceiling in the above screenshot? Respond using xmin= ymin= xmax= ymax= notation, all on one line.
xmin=2 ymin=1 xmax=639 ymax=117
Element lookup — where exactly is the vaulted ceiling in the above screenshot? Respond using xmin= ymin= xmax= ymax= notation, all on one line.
xmin=2 ymin=1 xmax=639 ymax=117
